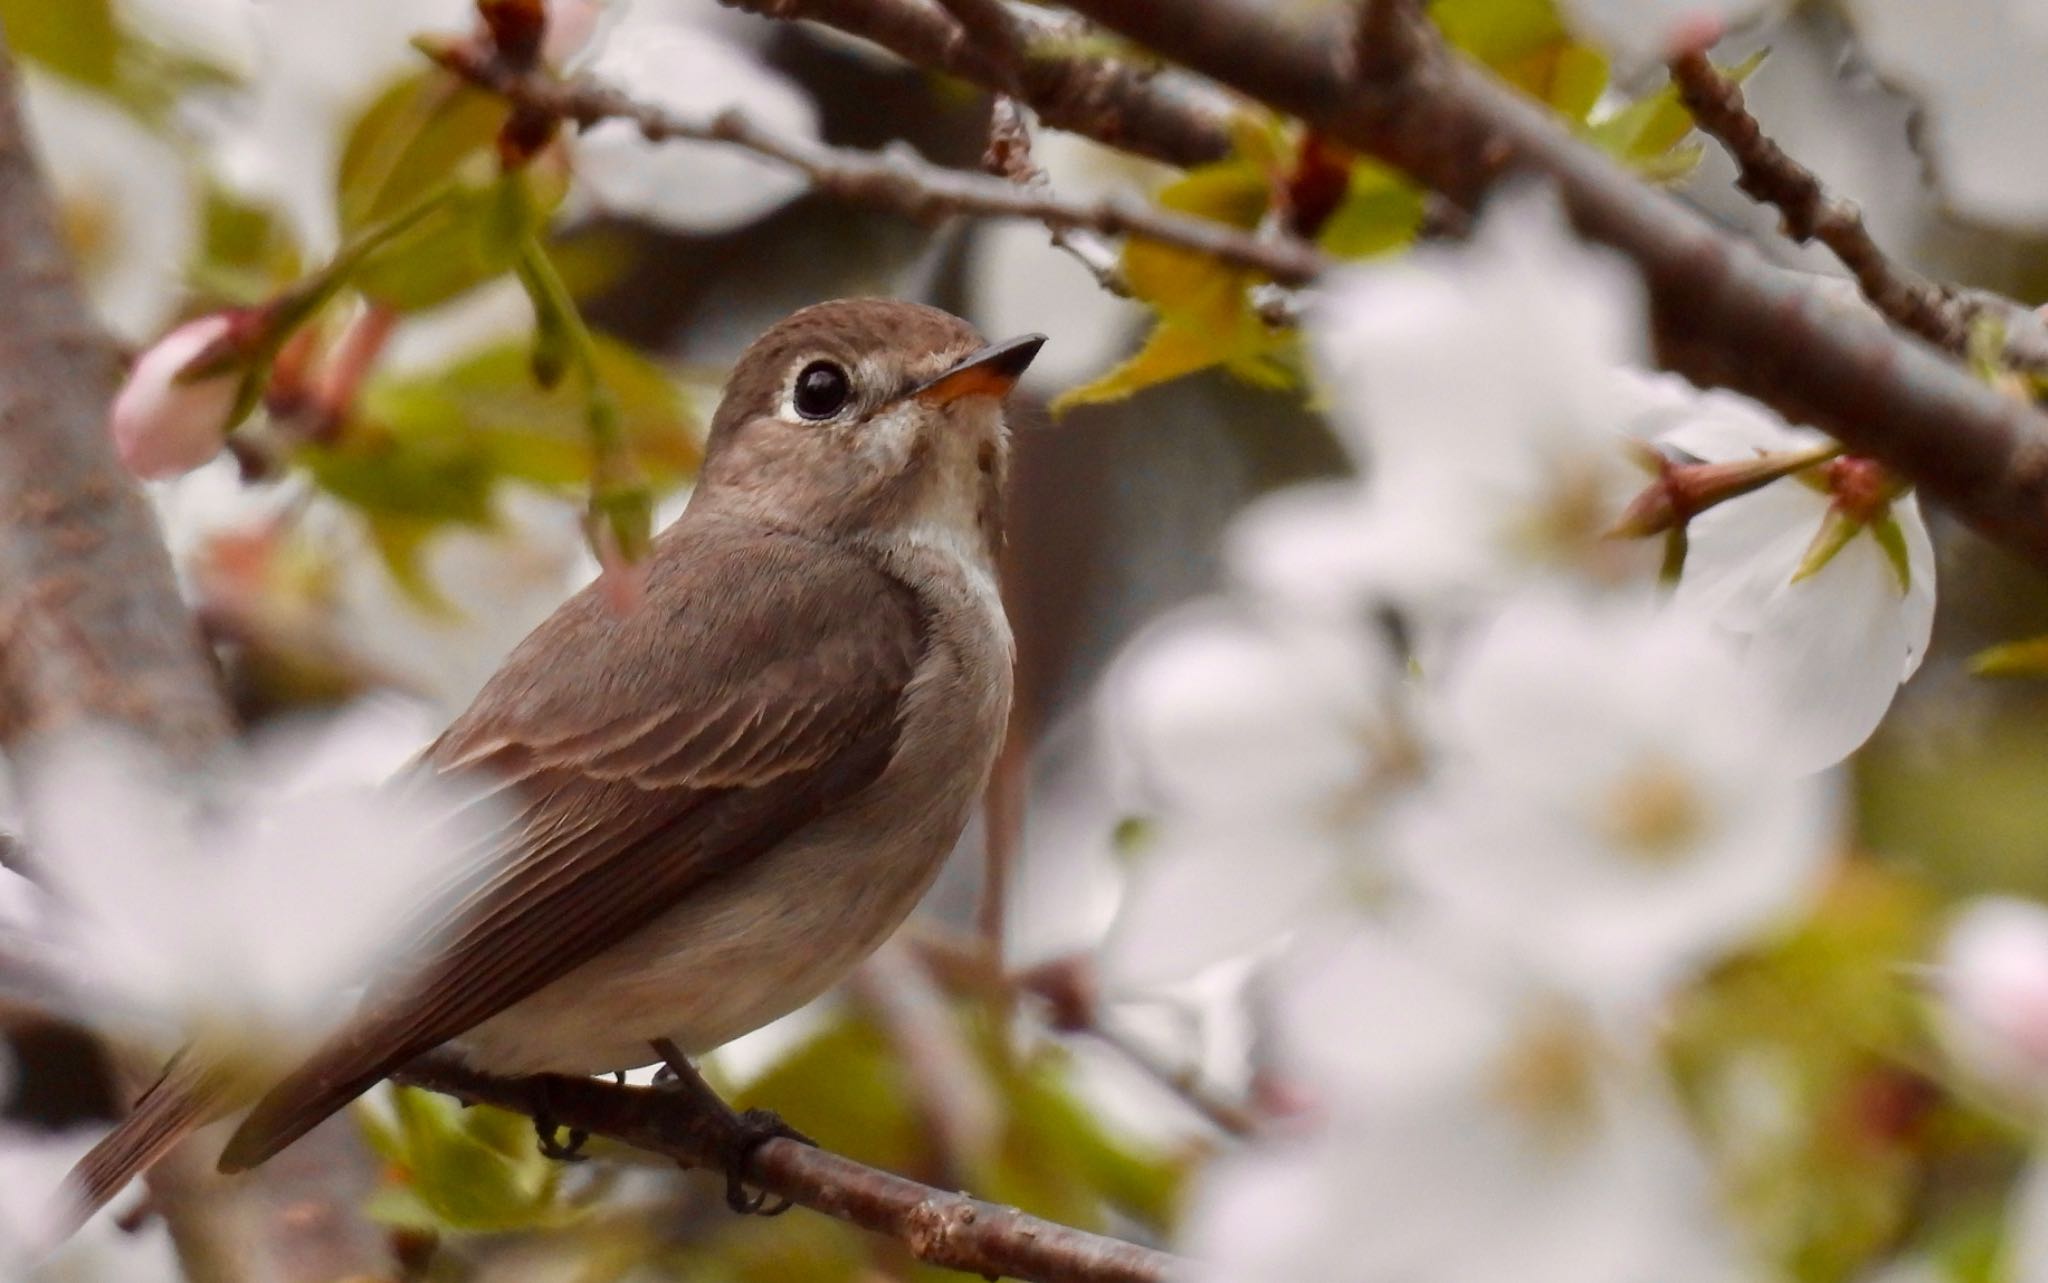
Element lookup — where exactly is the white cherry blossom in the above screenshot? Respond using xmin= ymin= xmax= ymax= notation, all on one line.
xmin=1184 ymin=925 xmax=1744 ymax=1283
xmin=1558 ymin=0 xmax=1783 ymax=65
xmin=1628 ymin=373 xmax=1936 ymax=773
xmin=19 ymin=72 xmax=197 ymax=344
xmin=1394 ymin=594 xmax=1837 ymax=1008
xmin=567 ymin=8 xmax=819 ymax=234
xmin=210 ymin=0 xmax=471 ymax=253
xmin=1844 ymin=0 xmax=2048 ymax=228
xmin=1097 ymin=600 xmax=1404 ymax=988
xmin=1300 ymin=187 xmax=1658 ymax=616
xmin=18 ymin=701 xmax=507 ymax=1056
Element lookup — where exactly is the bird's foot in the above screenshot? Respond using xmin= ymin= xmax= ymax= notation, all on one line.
xmin=648 ymin=1040 xmax=813 ymax=1216
xmin=530 ymin=1074 xmax=590 ymax=1162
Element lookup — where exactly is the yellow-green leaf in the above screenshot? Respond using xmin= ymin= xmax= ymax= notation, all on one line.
xmin=1591 ymin=50 xmax=1766 ymax=179
xmin=0 ymin=0 xmax=119 ymax=88
xmin=1053 ymin=320 xmax=1239 ymax=413
xmin=1970 ymin=636 xmax=2048 ymax=679
xmin=338 ymin=71 xmax=507 ymax=236
xmin=352 ymin=170 xmax=565 ymax=313
xmin=1318 ymin=161 xmax=1425 ymax=259
xmin=355 ymin=333 xmax=701 ymax=489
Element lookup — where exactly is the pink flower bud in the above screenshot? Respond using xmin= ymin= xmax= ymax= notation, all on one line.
xmin=1941 ymin=898 xmax=2048 ymax=1097
xmin=109 ymin=315 xmax=242 ymax=480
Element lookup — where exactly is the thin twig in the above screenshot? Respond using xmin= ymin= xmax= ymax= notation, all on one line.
xmin=395 ymin=1053 xmax=1181 ymax=1283
xmin=1054 ymin=0 xmax=2048 ymax=570
xmin=424 ymin=38 xmax=1328 ymax=287
xmin=1009 ymin=953 xmax=1258 ymax=1139
xmin=849 ymin=943 xmax=1000 ymax=1189
xmin=983 ymin=96 xmax=1133 ymax=299
xmin=1082 ymin=1020 xmax=1260 ymax=1139
xmin=1666 ymin=50 xmax=2048 ymax=372
xmin=717 ymin=0 xmax=1234 ymax=167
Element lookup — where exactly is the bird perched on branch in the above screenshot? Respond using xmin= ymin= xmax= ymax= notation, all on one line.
xmin=63 ymin=298 xmax=1044 ymax=1224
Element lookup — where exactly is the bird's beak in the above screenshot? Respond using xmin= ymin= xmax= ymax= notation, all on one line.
xmin=911 ymin=334 xmax=1047 ymax=406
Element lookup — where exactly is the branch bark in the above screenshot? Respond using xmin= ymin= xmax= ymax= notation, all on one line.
xmin=0 ymin=30 xmax=387 ymax=1283
xmin=717 ymin=0 xmax=1235 ymax=167
xmin=397 ymin=1054 xmax=1181 ymax=1283
xmin=1665 ymin=50 xmax=2048 ymax=374
xmin=427 ymin=37 xmax=1328 ymax=284
xmin=1049 ymin=0 xmax=2048 ymax=569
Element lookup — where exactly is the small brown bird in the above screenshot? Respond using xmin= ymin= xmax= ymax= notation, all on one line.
xmin=66 ymin=299 xmax=1043 ymax=1220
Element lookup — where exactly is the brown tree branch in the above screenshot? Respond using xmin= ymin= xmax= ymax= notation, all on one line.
xmin=1666 ymin=50 xmax=2048 ymax=374
xmin=0 ymin=30 xmax=389 ymax=1283
xmin=396 ymin=1053 xmax=1181 ymax=1283
xmin=426 ymin=37 xmax=1328 ymax=284
xmin=1044 ymin=0 xmax=2048 ymax=569
xmin=934 ymin=0 xmax=1030 ymax=92
xmin=718 ymin=0 xmax=1235 ymax=167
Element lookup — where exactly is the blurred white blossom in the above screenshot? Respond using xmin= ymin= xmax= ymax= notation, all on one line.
xmin=19 ymin=72 xmax=197 ymax=344
xmin=18 ymin=701 xmax=505 ymax=1056
xmin=1099 ymin=602 xmax=1405 ymax=987
xmin=1558 ymin=0 xmax=1780 ymax=64
xmin=1293 ymin=188 xmax=1657 ymax=617
xmin=1629 ymin=374 xmax=1935 ymax=773
xmin=1939 ymin=897 xmax=2048 ymax=1103
xmin=212 ymin=0 xmax=471 ymax=252
xmin=118 ymin=0 xmax=260 ymax=71
xmin=1394 ymin=594 xmax=1836 ymax=1009
xmin=1 ymin=1126 xmax=119 ymax=1274
xmin=569 ymin=11 xmax=819 ymax=233
xmin=1845 ymin=0 xmax=2048 ymax=228
xmin=328 ymin=486 xmax=597 ymax=713
xmin=1186 ymin=926 xmax=1743 ymax=1283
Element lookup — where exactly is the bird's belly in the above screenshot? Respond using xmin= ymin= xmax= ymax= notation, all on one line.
xmin=449 ymin=625 xmax=1009 ymax=1076
xmin=447 ymin=819 xmax=948 ymax=1075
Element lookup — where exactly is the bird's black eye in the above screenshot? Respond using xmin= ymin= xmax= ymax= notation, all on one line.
xmin=793 ymin=360 xmax=852 ymax=420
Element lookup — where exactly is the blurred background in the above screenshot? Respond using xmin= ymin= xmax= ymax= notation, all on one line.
xmin=6 ymin=1 xmax=2048 ymax=1280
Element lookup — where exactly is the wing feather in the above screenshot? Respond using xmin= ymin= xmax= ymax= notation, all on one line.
xmin=218 ymin=518 xmax=927 ymax=1171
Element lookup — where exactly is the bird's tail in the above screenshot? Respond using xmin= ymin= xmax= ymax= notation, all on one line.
xmin=55 ymin=1054 xmax=233 ymax=1238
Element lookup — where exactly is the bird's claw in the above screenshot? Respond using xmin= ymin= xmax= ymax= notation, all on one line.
xmin=530 ymin=1076 xmax=591 ymax=1162
xmin=720 ymin=1108 xmax=812 ymax=1216
xmin=533 ymin=1110 xmax=590 ymax=1161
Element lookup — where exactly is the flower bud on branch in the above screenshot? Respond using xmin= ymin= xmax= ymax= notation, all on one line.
xmin=108 ymin=313 xmax=261 ymax=479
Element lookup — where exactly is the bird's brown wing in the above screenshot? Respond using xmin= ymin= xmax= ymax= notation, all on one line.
xmin=217 ymin=519 xmax=926 ymax=1172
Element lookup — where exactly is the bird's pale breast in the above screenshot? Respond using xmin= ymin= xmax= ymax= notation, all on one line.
xmin=449 ymin=537 xmax=1013 ymax=1076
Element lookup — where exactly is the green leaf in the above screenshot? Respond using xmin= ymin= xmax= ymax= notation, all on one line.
xmin=1433 ymin=0 xmax=1609 ymax=119
xmin=354 ymin=333 xmax=701 ymax=489
xmin=191 ymin=185 xmax=303 ymax=305
xmin=366 ymin=1088 xmax=569 ymax=1234
xmin=305 ymin=332 xmax=697 ymax=605
xmin=338 ymin=72 xmax=507 ymax=237
xmin=1053 ymin=320 xmax=1239 ymax=412
xmin=1591 ymin=50 xmax=1767 ymax=179
xmin=352 ymin=171 xmax=563 ymax=313
xmin=0 ymin=0 xmax=119 ymax=88
xmin=1969 ymin=636 xmax=2048 ymax=679
xmin=734 ymin=1018 xmax=919 ymax=1173
xmin=1318 ymin=160 xmax=1425 ymax=259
